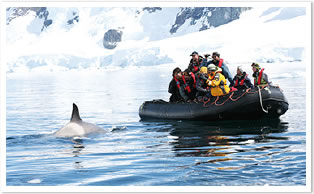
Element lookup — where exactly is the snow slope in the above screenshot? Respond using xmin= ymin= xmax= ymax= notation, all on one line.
xmin=5 ymin=7 xmax=307 ymax=74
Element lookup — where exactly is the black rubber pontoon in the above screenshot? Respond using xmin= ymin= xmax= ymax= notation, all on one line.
xmin=139 ymin=85 xmax=289 ymax=121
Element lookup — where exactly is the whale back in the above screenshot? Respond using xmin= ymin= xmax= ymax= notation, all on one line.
xmin=71 ymin=103 xmax=82 ymax=122
xmin=54 ymin=103 xmax=104 ymax=137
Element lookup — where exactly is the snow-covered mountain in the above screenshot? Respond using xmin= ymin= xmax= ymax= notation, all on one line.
xmin=170 ymin=7 xmax=250 ymax=33
xmin=5 ymin=7 xmax=307 ymax=74
xmin=6 ymin=7 xmax=249 ymax=40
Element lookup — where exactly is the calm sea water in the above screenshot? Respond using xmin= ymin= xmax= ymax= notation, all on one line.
xmin=6 ymin=63 xmax=307 ymax=186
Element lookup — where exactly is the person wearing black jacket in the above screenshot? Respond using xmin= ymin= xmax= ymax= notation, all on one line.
xmin=230 ymin=66 xmax=253 ymax=90
xmin=195 ymin=66 xmax=211 ymax=101
xmin=168 ymin=67 xmax=197 ymax=102
xmin=168 ymin=67 xmax=184 ymax=102
xmin=185 ymin=51 xmax=204 ymax=74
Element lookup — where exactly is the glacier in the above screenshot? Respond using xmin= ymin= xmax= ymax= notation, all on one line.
xmin=5 ymin=7 xmax=307 ymax=75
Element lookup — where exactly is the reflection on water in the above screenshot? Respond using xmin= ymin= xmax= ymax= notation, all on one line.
xmin=142 ymin=119 xmax=290 ymax=173
xmin=71 ymin=138 xmax=85 ymax=170
xmin=143 ymin=119 xmax=288 ymax=156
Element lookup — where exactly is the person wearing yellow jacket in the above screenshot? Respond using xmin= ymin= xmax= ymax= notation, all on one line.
xmin=206 ymin=64 xmax=230 ymax=96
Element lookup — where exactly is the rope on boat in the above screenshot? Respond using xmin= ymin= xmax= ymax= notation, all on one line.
xmin=229 ymin=88 xmax=251 ymax=101
xmin=202 ymin=85 xmax=269 ymax=108
xmin=203 ymin=96 xmax=219 ymax=107
xmin=215 ymin=93 xmax=233 ymax=106
xmin=258 ymin=86 xmax=269 ymax=113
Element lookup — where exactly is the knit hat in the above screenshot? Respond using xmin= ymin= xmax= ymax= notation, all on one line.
xmin=251 ymin=62 xmax=260 ymax=70
xmin=200 ymin=66 xmax=208 ymax=74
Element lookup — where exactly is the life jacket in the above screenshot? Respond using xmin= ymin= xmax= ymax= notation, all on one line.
xmin=174 ymin=76 xmax=181 ymax=90
xmin=254 ymin=68 xmax=265 ymax=86
xmin=208 ymin=72 xmax=230 ymax=96
xmin=218 ymin=59 xmax=224 ymax=68
xmin=234 ymin=74 xmax=248 ymax=87
xmin=190 ymin=72 xmax=196 ymax=89
xmin=208 ymin=70 xmax=220 ymax=80
xmin=174 ymin=73 xmax=196 ymax=93
xmin=192 ymin=58 xmax=203 ymax=72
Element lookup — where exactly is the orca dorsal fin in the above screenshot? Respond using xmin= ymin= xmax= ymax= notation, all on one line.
xmin=71 ymin=103 xmax=82 ymax=122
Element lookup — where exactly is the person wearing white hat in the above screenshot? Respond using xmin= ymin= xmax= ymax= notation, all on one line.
xmin=205 ymin=64 xmax=230 ymax=97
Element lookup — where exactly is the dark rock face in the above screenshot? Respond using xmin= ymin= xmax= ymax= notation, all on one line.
xmin=43 ymin=20 xmax=53 ymax=28
xmin=170 ymin=7 xmax=251 ymax=34
xmin=6 ymin=7 xmax=52 ymax=31
xmin=103 ymin=29 xmax=123 ymax=49
xmin=6 ymin=7 xmax=44 ymax=24
xmin=67 ymin=15 xmax=79 ymax=25
xmin=36 ymin=8 xmax=52 ymax=31
xmin=7 ymin=7 xmax=80 ymax=31
xmin=35 ymin=7 xmax=49 ymax=19
xmin=142 ymin=7 xmax=162 ymax=13
xmin=67 ymin=11 xmax=79 ymax=25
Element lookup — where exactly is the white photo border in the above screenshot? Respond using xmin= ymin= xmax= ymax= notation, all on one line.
xmin=0 ymin=1 xmax=312 ymax=193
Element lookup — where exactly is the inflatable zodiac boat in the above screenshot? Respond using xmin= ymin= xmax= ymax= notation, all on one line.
xmin=139 ymin=85 xmax=289 ymax=121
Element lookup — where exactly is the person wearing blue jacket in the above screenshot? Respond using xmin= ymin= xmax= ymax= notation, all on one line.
xmin=202 ymin=52 xmax=233 ymax=86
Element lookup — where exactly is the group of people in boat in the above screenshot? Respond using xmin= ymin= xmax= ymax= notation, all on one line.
xmin=168 ymin=51 xmax=270 ymax=102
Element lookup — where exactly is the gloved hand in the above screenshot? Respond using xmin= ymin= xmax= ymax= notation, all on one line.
xmin=206 ymin=79 xmax=212 ymax=86
xmin=230 ymin=87 xmax=238 ymax=92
